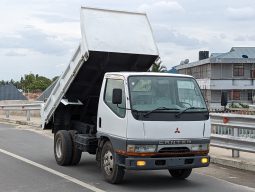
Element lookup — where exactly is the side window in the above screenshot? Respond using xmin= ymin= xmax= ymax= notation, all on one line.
xmin=233 ymin=64 xmax=244 ymax=77
xmin=104 ymin=79 xmax=126 ymax=118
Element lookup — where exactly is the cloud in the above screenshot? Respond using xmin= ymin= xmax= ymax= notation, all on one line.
xmin=1 ymin=0 xmax=255 ymax=80
xmin=226 ymin=7 xmax=255 ymax=20
xmin=220 ymin=33 xmax=227 ymax=39
xmin=56 ymin=63 xmax=66 ymax=68
xmin=33 ymin=12 xmax=79 ymax=23
xmin=153 ymin=25 xmax=204 ymax=48
xmin=157 ymin=42 xmax=206 ymax=68
xmin=4 ymin=50 xmax=26 ymax=57
xmin=0 ymin=27 xmax=77 ymax=56
xmin=138 ymin=1 xmax=184 ymax=13
xmin=137 ymin=0 xmax=185 ymax=22
xmin=234 ymin=35 xmax=255 ymax=41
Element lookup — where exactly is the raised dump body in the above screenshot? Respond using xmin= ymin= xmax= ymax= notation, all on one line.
xmin=41 ymin=7 xmax=159 ymax=128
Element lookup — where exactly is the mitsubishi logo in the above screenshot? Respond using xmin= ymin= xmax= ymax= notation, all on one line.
xmin=175 ymin=128 xmax=180 ymax=133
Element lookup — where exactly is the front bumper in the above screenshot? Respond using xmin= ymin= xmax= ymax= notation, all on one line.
xmin=124 ymin=155 xmax=210 ymax=170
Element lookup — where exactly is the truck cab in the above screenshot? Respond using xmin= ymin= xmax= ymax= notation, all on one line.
xmin=96 ymin=72 xmax=210 ymax=182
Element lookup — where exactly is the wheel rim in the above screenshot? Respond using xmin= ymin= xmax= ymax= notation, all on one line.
xmin=103 ymin=150 xmax=114 ymax=176
xmin=56 ymin=137 xmax=62 ymax=159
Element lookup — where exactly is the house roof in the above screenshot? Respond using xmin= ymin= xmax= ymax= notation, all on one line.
xmin=0 ymin=84 xmax=27 ymax=100
xmin=176 ymin=47 xmax=255 ymax=70
xmin=212 ymin=47 xmax=255 ymax=59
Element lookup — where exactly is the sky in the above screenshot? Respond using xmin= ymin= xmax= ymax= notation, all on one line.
xmin=0 ymin=0 xmax=255 ymax=80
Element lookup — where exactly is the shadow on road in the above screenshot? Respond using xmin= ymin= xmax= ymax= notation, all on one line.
xmin=122 ymin=171 xmax=203 ymax=190
xmin=75 ymin=156 xmax=205 ymax=191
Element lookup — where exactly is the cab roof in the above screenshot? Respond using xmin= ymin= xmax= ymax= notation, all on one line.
xmin=105 ymin=72 xmax=193 ymax=79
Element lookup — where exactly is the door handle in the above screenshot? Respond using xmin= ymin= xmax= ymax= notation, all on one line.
xmin=99 ymin=117 xmax=102 ymax=128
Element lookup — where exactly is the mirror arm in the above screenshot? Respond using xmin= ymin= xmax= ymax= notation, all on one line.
xmin=117 ymin=104 xmax=131 ymax=110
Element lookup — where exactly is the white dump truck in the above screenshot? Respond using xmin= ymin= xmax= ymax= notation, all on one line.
xmin=41 ymin=7 xmax=210 ymax=184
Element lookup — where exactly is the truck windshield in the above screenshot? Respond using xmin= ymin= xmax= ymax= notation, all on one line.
xmin=128 ymin=76 xmax=207 ymax=113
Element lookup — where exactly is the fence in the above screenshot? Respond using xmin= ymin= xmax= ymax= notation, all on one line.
xmin=0 ymin=103 xmax=254 ymax=158
xmin=210 ymin=113 xmax=255 ymax=157
xmin=210 ymin=108 xmax=255 ymax=115
xmin=0 ymin=103 xmax=42 ymax=121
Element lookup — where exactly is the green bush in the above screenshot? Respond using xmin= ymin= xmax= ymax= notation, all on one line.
xmin=239 ymin=103 xmax=249 ymax=108
xmin=229 ymin=102 xmax=239 ymax=108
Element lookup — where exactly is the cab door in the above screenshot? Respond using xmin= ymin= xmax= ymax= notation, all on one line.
xmin=97 ymin=76 xmax=127 ymax=139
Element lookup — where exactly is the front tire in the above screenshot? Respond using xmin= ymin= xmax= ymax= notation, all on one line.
xmin=54 ymin=130 xmax=72 ymax=166
xmin=169 ymin=168 xmax=192 ymax=179
xmin=101 ymin=141 xmax=125 ymax=184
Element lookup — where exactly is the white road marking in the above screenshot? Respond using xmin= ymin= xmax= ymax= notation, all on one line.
xmin=0 ymin=148 xmax=106 ymax=192
xmin=3 ymin=123 xmax=255 ymax=191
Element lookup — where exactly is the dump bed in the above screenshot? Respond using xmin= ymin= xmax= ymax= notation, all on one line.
xmin=41 ymin=7 xmax=159 ymax=128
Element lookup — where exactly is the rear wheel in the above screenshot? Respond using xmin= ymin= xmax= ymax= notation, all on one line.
xmin=54 ymin=130 xmax=72 ymax=166
xmin=169 ymin=168 xmax=192 ymax=179
xmin=101 ymin=141 xmax=125 ymax=184
xmin=69 ymin=131 xmax=82 ymax=165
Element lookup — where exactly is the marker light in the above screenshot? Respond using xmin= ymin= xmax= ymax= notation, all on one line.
xmin=137 ymin=161 xmax=146 ymax=166
xmin=201 ymin=157 xmax=209 ymax=164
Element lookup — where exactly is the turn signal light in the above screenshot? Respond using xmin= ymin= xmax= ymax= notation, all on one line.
xmin=137 ymin=160 xmax=146 ymax=166
xmin=201 ymin=157 xmax=209 ymax=164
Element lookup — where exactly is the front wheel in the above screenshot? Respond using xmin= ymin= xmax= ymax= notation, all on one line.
xmin=169 ymin=168 xmax=192 ymax=179
xmin=101 ymin=141 xmax=125 ymax=184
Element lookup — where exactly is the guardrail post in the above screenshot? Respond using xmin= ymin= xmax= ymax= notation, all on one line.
xmin=5 ymin=110 xmax=10 ymax=118
xmin=26 ymin=110 xmax=31 ymax=121
xmin=232 ymin=127 xmax=240 ymax=158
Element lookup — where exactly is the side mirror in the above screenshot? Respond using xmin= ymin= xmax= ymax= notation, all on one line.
xmin=221 ymin=91 xmax=228 ymax=107
xmin=112 ymin=89 xmax=122 ymax=104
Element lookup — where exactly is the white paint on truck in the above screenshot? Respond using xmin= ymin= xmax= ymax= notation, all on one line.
xmin=41 ymin=7 xmax=159 ymax=128
xmin=41 ymin=7 xmax=211 ymax=184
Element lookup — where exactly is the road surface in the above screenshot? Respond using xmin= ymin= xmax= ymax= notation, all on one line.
xmin=0 ymin=123 xmax=254 ymax=192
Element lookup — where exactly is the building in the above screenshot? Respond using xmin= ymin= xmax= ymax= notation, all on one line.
xmin=175 ymin=47 xmax=255 ymax=108
xmin=0 ymin=83 xmax=27 ymax=100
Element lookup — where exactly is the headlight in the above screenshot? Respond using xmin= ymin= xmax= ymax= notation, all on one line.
xmin=127 ymin=145 xmax=157 ymax=153
xmin=191 ymin=144 xmax=209 ymax=151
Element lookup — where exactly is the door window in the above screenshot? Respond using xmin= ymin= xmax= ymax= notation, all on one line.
xmin=104 ymin=79 xmax=126 ymax=118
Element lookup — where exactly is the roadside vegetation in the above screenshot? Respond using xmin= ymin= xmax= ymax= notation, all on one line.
xmin=0 ymin=73 xmax=58 ymax=92
xmin=149 ymin=62 xmax=167 ymax=72
xmin=229 ymin=102 xmax=249 ymax=109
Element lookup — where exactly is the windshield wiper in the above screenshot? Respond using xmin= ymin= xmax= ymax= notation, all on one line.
xmin=143 ymin=107 xmax=180 ymax=117
xmin=175 ymin=107 xmax=206 ymax=118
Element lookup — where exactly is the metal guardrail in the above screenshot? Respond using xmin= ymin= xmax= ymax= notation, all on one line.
xmin=0 ymin=103 xmax=254 ymax=158
xmin=210 ymin=113 xmax=255 ymax=157
xmin=210 ymin=108 xmax=255 ymax=115
xmin=0 ymin=103 xmax=42 ymax=121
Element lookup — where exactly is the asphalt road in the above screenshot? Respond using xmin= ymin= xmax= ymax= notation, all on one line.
xmin=0 ymin=122 xmax=254 ymax=192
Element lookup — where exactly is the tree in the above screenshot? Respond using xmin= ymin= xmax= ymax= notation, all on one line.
xmin=29 ymin=76 xmax=52 ymax=91
xmin=149 ymin=63 xmax=167 ymax=72
xmin=1 ymin=73 xmax=54 ymax=93
xmin=52 ymin=76 xmax=59 ymax=82
xmin=0 ymin=80 xmax=6 ymax=85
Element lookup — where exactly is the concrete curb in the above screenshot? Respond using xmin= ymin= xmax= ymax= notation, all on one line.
xmin=0 ymin=118 xmax=41 ymax=128
xmin=210 ymin=155 xmax=255 ymax=172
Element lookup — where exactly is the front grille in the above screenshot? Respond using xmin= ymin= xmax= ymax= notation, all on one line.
xmin=158 ymin=147 xmax=190 ymax=153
